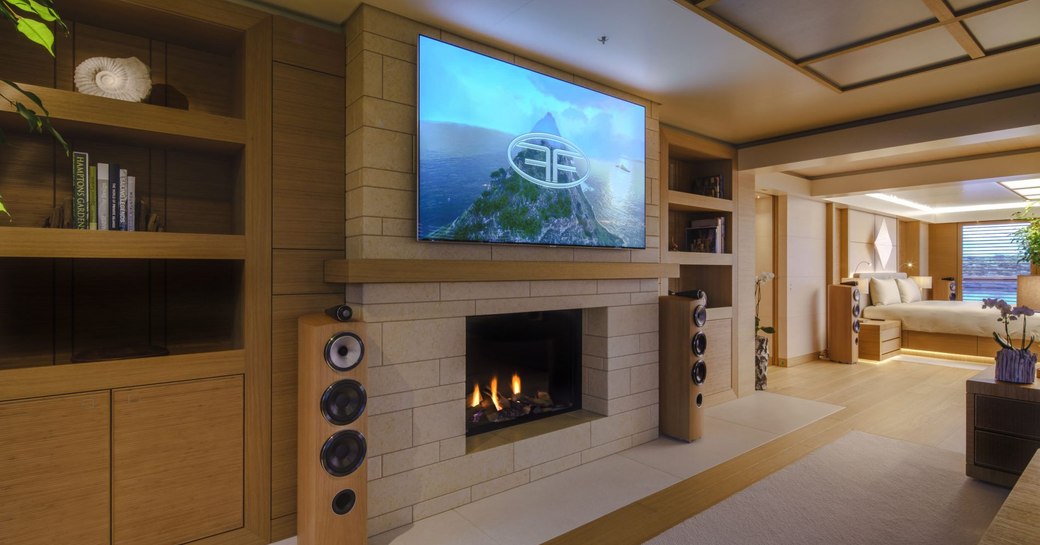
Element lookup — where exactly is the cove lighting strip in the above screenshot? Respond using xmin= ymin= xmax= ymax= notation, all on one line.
xmin=866 ymin=193 xmax=1030 ymax=215
xmin=1000 ymin=178 xmax=1040 ymax=199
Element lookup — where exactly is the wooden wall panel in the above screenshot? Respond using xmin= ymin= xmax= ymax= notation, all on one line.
xmin=273 ymin=249 xmax=343 ymax=294
xmin=0 ymin=391 xmax=110 ymax=545
xmin=113 ymin=376 xmax=244 ymax=545
xmin=273 ymin=17 xmax=345 ymax=76
xmin=272 ymin=62 xmax=346 ymax=250
xmin=271 ymin=293 xmax=342 ymax=518
xmin=928 ymin=223 xmax=961 ymax=300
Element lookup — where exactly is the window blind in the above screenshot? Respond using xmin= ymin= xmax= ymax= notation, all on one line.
xmin=961 ymin=222 xmax=1029 ymax=305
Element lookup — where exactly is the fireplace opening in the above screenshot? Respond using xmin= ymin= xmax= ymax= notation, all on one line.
xmin=466 ymin=309 xmax=582 ymax=436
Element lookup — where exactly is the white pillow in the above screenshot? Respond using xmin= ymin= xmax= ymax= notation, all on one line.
xmin=895 ymin=277 xmax=922 ymax=303
xmin=869 ymin=277 xmax=901 ymax=306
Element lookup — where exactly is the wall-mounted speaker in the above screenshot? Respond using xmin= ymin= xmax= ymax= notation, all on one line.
xmin=827 ymin=284 xmax=860 ymax=364
xmin=659 ymin=292 xmax=708 ymax=442
xmin=298 ymin=314 xmax=368 ymax=544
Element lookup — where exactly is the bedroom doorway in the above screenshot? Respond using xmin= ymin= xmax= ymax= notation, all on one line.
xmin=755 ymin=192 xmax=777 ymax=365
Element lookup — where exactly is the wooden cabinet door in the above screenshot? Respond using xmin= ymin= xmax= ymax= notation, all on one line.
xmin=112 ymin=376 xmax=244 ymax=545
xmin=0 ymin=391 xmax=110 ymax=545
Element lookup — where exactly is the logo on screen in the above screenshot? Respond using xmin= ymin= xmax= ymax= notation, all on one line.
xmin=507 ymin=133 xmax=589 ymax=189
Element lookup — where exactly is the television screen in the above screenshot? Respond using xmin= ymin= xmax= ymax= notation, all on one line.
xmin=417 ymin=35 xmax=646 ymax=249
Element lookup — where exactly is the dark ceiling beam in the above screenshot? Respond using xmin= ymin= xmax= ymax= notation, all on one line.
xmin=920 ymin=0 xmax=985 ymax=59
xmin=796 ymin=0 xmax=1022 ymax=66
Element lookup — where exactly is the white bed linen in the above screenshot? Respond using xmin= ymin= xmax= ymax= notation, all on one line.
xmin=861 ymin=300 xmax=1040 ymax=338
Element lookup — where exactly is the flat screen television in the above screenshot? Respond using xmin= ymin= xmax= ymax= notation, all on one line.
xmin=417 ymin=35 xmax=646 ymax=249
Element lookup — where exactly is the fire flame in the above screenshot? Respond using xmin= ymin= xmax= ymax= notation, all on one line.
xmin=511 ymin=372 xmax=521 ymax=396
xmin=490 ymin=376 xmax=502 ymax=411
xmin=470 ymin=383 xmax=481 ymax=408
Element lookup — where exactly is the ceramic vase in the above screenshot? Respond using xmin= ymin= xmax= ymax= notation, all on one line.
xmin=994 ymin=348 xmax=1036 ymax=384
xmin=755 ymin=335 xmax=769 ymax=390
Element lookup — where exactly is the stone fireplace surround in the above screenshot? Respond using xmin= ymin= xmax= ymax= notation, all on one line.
xmin=347 ymin=279 xmax=661 ymax=536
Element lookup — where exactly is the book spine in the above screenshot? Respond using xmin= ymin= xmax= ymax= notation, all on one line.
xmin=88 ymin=165 xmax=97 ymax=230
xmin=118 ymin=168 xmax=128 ymax=231
xmin=97 ymin=163 xmax=110 ymax=230
xmin=72 ymin=151 xmax=89 ymax=229
xmin=109 ymin=163 xmax=120 ymax=231
xmin=127 ymin=176 xmax=136 ymax=232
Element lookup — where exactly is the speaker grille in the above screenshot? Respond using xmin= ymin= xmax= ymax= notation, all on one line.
xmin=691 ymin=331 xmax=707 ymax=356
xmin=691 ymin=359 xmax=707 ymax=385
xmin=320 ymin=430 xmax=367 ymax=477
xmin=692 ymin=304 xmax=707 ymax=327
xmin=324 ymin=332 xmax=365 ymax=372
xmin=321 ymin=379 xmax=367 ymax=426
xmin=331 ymin=489 xmax=357 ymax=515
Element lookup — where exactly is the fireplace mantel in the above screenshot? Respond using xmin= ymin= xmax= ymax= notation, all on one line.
xmin=324 ymin=258 xmax=679 ymax=284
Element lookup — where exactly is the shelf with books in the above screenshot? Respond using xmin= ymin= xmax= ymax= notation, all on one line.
xmin=0 ymin=228 xmax=245 ymax=259
xmin=664 ymin=250 xmax=733 ymax=267
xmin=667 ymin=190 xmax=734 ymax=213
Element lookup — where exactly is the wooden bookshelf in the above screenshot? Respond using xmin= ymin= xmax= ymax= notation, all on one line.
xmin=0 ymin=227 xmax=245 ymax=259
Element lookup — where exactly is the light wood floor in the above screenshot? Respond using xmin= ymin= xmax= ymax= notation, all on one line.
xmin=543 ymin=359 xmax=980 ymax=545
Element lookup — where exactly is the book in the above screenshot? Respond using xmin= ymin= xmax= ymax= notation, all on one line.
xmin=127 ymin=176 xmax=136 ymax=232
xmin=118 ymin=168 xmax=128 ymax=231
xmin=686 ymin=216 xmax=725 ymax=253
xmin=72 ymin=151 xmax=89 ymax=229
xmin=96 ymin=163 xmax=110 ymax=230
xmin=88 ymin=165 xmax=97 ymax=230
xmin=109 ymin=163 xmax=120 ymax=231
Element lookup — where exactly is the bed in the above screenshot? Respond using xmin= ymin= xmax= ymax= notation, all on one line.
xmin=853 ymin=272 xmax=1039 ymax=359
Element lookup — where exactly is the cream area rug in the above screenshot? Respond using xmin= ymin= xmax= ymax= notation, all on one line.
xmin=645 ymin=431 xmax=1008 ymax=545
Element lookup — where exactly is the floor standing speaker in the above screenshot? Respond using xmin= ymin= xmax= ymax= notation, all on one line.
xmin=298 ymin=313 xmax=368 ymax=544
xmin=659 ymin=292 xmax=708 ymax=442
xmin=827 ymin=284 xmax=860 ymax=364
xmin=934 ymin=278 xmax=956 ymax=301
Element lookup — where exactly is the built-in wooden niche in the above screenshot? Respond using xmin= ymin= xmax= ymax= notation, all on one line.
xmin=674 ymin=264 xmax=734 ymax=308
xmin=0 ymin=258 xmax=242 ymax=370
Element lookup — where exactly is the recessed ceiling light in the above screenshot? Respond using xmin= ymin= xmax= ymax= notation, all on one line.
xmin=1000 ymin=178 xmax=1040 ymax=200
xmin=866 ymin=193 xmax=933 ymax=212
xmin=1000 ymin=178 xmax=1040 ymax=190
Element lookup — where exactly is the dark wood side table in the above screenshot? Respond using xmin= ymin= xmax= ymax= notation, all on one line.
xmin=966 ymin=366 xmax=1040 ymax=487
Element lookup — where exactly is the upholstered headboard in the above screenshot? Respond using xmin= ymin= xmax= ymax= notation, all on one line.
xmin=852 ymin=272 xmax=908 ymax=307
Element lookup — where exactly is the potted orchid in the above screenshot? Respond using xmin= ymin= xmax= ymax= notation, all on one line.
xmin=982 ymin=298 xmax=1037 ymax=384
xmin=754 ymin=272 xmax=775 ymax=390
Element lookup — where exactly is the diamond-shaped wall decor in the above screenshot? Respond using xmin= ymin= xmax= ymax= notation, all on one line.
xmin=874 ymin=221 xmax=894 ymax=270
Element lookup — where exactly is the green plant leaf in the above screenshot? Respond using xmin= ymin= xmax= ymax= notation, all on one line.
xmin=15 ymin=16 xmax=54 ymax=56
xmin=2 ymin=79 xmax=48 ymax=114
xmin=761 ymin=326 xmax=776 ymax=334
xmin=41 ymin=115 xmax=68 ymax=155
xmin=993 ymin=331 xmax=1014 ymax=351
xmin=0 ymin=198 xmax=9 ymax=218
xmin=14 ymin=102 xmax=43 ymax=131
xmin=9 ymin=0 xmax=58 ymax=21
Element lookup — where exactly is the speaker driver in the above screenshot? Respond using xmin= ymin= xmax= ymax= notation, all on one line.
xmin=852 ymin=288 xmax=861 ymax=302
xmin=691 ymin=331 xmax=707 ymax=356
xmin=331 ymin=489 xmax=357 ymax=516
xmin=692 ymin=304 xmax=707 ymax=327
xmin=324 ymin=332 xmax=365 ymax=372
xmin=852 ymin=320 xmax=860 ymax=333
xmin=321 ymin=379 xmax=367 ymax=426
xmin=695 ymin=393 xmax=703 ymax=407
xmin=852 ymin=303 xmax=861 ymax=318
xmin=320 ymin=430 xmax=367 ymax=477
xmin=691 ymin=359 xmax=707 ymax=385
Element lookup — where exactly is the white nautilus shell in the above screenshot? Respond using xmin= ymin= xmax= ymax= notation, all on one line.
xmin=74 ymin=56 xmax=152 ymax=102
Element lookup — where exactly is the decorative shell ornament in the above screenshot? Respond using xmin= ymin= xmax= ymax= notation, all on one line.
xmin=74 ymin=56 xmax=152 ymax=102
